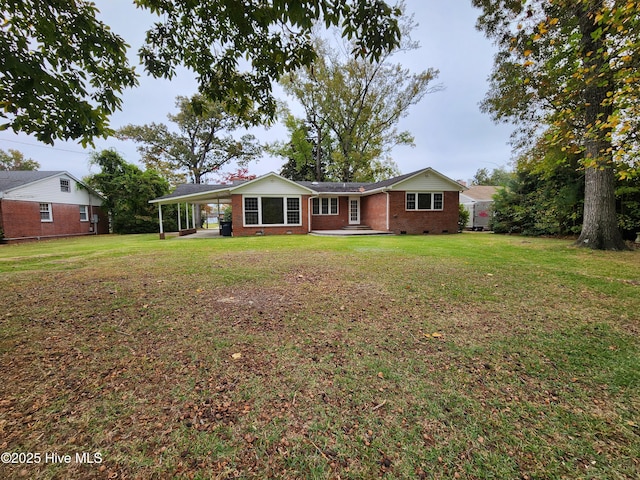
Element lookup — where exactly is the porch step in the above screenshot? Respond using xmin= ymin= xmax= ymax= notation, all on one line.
xmin=341 ymin=225 xmax=372 ymax=230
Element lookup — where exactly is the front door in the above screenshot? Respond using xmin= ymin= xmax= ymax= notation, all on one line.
xmin=348 ymin=197 xmax=360 ymax=225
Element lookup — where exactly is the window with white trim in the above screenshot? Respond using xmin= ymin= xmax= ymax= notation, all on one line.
xmin=312 ymin=197 xmax=338 ymax=215
xmin=60 ymin=179 xmax=70 ymax=192
xmin=79 ymin=205 xmax=89 ymax=222
xmin=40 ymin=203 xmax=52 ymax=222
xmin=243 ymin=196 xmax=302 ymax=226
xmin=406 ymin=192 xmax=444 ymax=211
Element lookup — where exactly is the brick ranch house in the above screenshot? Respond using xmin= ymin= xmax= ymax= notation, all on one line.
xmin=150 ymin=167 xmax=466 ymax=237
xmin=0 ymin=171 xmax=108 ymax=243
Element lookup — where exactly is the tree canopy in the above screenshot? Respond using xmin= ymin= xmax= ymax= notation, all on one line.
xmin=0 ymin=149 xmax=40 ymax=171
xmin=1 ymin=0 xmax=138 ymax=145
xmin=86 ymin=149 xmax=170 ymax=234
xmin=471 ymin=166 xmax=513 ymax=186
xmin=1 ymin=0 xmax=402 ymax=145
xmin=473 ymin=0 xmax=640 ymax=249
xmin=273 ymin=19 xmax=439 ymax=183
xmin=117 ymin=95 xmax=262 ymax=185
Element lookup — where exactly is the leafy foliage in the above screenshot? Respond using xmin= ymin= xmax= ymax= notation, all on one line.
xmin=117 ymin=95 xmax=262 ymax=185
xmin=270 ymin=113 xmax=332 ymax=182
xmin=0 ymin=0 xmax=138 ymax=145
xmin=0 ymin=148 xmax=40 ymax=170
xmin=471 ymin=166 xmax=513 ymax=186
xmin=491 ymin=142 xmax=640 ymax=239
xmin=86 ymin=149 xmax=171 ymax=234
xmin=473 ymin=0 xmax=640 ymax=249
xmin=2 ymin=0 xmax=401 ymax=144
xmin=137 ymin=0 xmax=403 ymax=122
xmin=491 ymin=162 xmax=585 ymax=236
xmin=458 ymin=204 xmax=470 ymax=232
xmin=274 ymin=18 xmax=440 ymax=182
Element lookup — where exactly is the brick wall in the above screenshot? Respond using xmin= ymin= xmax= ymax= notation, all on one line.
xmin=310 ymin=197 xmax=351 ymax=230
xmin=387 ymin=191 xmax=459 ymax=234
xmin=361 ymin=194 xmax=388 ymax=231
xmin=0 ymin=200 xmax=109 ymax=242
xmin=225 ymin=191 xmax=460 ymax=236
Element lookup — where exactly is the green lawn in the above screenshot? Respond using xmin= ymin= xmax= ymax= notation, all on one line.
xmin=0 ymin=233 xmax=638 ymax=479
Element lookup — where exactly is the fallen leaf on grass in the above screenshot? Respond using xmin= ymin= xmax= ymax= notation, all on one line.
xmin=424 ymin=332 xmax=443 ymax=339
xmin=231 ymin=353 xmax=242 ymax=360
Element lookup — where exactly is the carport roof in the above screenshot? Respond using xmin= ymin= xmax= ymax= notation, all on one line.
xmin=150 ymin=183 xmax=235 ymax=204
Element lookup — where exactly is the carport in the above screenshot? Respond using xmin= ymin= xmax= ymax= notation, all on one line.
xmin=149 ymin=183 xmax=234 ymax=238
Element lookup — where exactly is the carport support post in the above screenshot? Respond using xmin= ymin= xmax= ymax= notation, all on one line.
xmin=158 ymin=204 xmax=165 ymax=239
xmin=192 ymin=204 xmax=196 ymax=229
xmin=177 ymin=203 xmax=181 ymax=231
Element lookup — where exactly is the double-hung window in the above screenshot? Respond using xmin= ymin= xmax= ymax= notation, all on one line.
xmin=243 ymin=196 xmax=301 ymax=226
xmin=40 ymin=203 xmax=52 ymax=222
xmin=406 ymin=192 xmax=444 ymax=211
xmin=79 ymin=205 xmax=89 ymax=222
xmin=60 ymin=179 xmax=70 ymax=192
xmin=312 ymin=197 xmax=338 ymax=215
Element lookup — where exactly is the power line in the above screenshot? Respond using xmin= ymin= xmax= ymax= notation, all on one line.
xmin=0 ymin=137 xmax=91 ymax=155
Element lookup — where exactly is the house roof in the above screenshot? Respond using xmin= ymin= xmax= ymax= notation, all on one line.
xmin=0 ymin=170 xmax=105 ymax=200
xmin=0 ymin=170 xmax=65 ymax=193
xmin=460 ymin=185 xmax=499 ymax=202
xmin=150 ymin=168 xmax=465 ymax=204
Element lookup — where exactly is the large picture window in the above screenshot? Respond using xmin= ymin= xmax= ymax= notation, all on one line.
xmin=243 ymin=196 xmax=301 ymax=226
xmin=406 ymin=192 xmax=444 ymax=211
xmin=312 ymin=197 xmax=338 ymax=215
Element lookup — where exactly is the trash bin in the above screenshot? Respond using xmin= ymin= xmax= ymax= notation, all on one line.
xmin=220 ymin=221 xmax=232 ymax=237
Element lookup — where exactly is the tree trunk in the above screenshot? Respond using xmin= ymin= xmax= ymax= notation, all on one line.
xmin=576 ymin=167 xmax=627 ymax=249
xmin=575 ymin=0 xmax=627 ymax=250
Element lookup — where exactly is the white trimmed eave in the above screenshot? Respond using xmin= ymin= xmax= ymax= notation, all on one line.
xmin=149 ymin=188 xmax=233 ymax=205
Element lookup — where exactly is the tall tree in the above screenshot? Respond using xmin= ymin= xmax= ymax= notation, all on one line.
xmin=269 ymin=113 xmax=332 ymax=181
xmin=117 ymin=95 xmax=262 ymax=185
xmin=0 ymin=149 xmax=40 ymax=171
xmin=473 ymin=0 xmax=640 ymax=250
xmin=471 ymin=166 xmax=513 ymax=186
xmin=86 ymin=149 xmax=170 ymax=234
xmin=278 ymin=24 xmax=440 ymax=182
xmin=1 ymin=1 xmax=401 ymax=144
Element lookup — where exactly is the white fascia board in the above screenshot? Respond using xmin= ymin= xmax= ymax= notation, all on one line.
xmin=149 ymin=188 xmax=233 ymax=205
xmin=389 ymin=168 xmax=467 ymax=192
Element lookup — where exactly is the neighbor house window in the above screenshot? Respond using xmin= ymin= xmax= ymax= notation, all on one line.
xmin=79 ymin=205 xmax=89 ymax=222
xmin=243 ymin=196 xmax=302 ymax=226
xmin=406 ymin=192 xmax=444 ymax=211
xmin=60 ymin=179 xmax=70 ymax=192
xmin=312 ymin=197 xmax=338 ymax=215
xmin=40 ymin=203 xmax=52 ymax=222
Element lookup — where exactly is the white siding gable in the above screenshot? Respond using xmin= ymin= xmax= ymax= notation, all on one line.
xmin=232 ymin=174 xmax=312 ymax=196
xmin=390 ymin=170 xmax=463 ymax=192
xmin=4 ymin=174 xmax=103 ymax=206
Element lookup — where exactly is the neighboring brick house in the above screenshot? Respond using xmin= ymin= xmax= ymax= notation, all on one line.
xmin=150 ymin=167 xmax=466 ymax=237
xmin=0 ymin=171 xmax=108 ymax=243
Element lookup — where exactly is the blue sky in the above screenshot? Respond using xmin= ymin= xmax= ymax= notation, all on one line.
xmin=0 ymin=1 xmax=515 ymax=184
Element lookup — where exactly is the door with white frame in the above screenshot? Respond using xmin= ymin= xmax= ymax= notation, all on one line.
xmin=348 ymin=197 xmax=360 ymax=225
